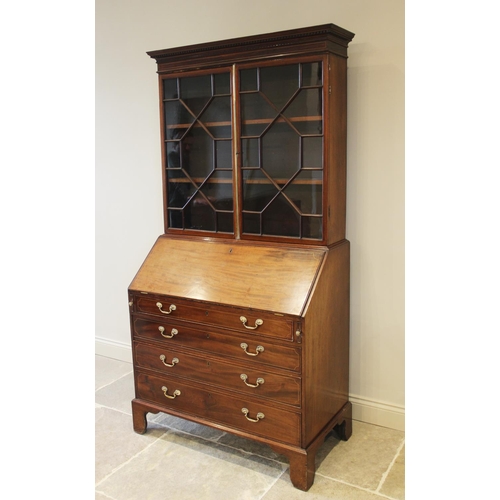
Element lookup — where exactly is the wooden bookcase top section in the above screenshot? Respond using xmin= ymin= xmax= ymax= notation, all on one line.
xmin=147 ymin=24 xmax=355 ymax=73
xmin=129 ymin=236 xmax=326 ymax=316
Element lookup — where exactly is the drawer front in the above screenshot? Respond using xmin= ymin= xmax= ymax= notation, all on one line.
xmin=132 ymin=316 xmax=301 ymax=372
xmin=135 ymin=371 xmax=301 ymax=446
xmin=134 ymin=341 xmax=301 ymax=406
xmin=135 ymin=296 xmax=294 ymax=341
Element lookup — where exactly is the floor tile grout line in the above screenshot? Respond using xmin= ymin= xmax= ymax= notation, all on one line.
xmin=258 ymin=468 xmax=288 ymax=500
xmin=95 ymin=369 xmax=134 ymax=393
xmin=95 ymin=433 xmax=166 ymax=489
xmin=95 ymin=489 xmax=119 ymax=500
xmin=95 ymin=402 xmax=132 ymax=417
xmin=375 ymin=437 xmax=405 ymax=494
xmin=315 ymin=473 xmax=401 ymax=500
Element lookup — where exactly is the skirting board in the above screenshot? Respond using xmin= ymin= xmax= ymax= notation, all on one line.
xmin=95 ymin=338 xmax=405 ymax=432
xmin=350 ymin=394 xmax=405 ymax=431
xmin=95 ymin=337 xmax=133 ymax=364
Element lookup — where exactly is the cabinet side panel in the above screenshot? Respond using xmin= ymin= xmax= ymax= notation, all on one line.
xmin=325 ymin=55 xmax=348 ymax=245
xmin=303 ymin=240 xmax=349 ymax=445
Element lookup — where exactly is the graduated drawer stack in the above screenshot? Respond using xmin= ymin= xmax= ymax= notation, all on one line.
xmin=129 ymin=292 xmax=303 ymax=446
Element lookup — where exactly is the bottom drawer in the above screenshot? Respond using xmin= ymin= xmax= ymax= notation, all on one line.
xmin=135 ymin=371 xmax=301 ymax=446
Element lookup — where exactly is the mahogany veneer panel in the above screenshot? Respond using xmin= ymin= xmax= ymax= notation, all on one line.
xmin=134 ymin=341 xmax=301 ymax=406
xmin=129 ymin=235 xmax=325 ymax=316
xmin=134 ymin=295 xmax=295 ymax=340
xmin=132 ymin=316 xmax=302 ymax=371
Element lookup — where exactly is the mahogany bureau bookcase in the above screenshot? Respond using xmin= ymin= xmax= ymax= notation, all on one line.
xmin=128 ymin=24 xmax=355 ymax=491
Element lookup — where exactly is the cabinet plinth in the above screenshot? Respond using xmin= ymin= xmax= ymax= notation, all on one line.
xmin=129 ymin=24 xmax=354 ymax=491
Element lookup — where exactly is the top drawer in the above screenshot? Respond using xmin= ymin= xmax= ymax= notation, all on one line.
xmin=133 ymin=295 xmax=296 ymax=341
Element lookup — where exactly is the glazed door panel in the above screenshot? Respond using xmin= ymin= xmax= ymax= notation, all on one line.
xmin=238 ymin=59 xmax=325 ymax=241
xmin=161 ymin=70 xmax=234 ymax=234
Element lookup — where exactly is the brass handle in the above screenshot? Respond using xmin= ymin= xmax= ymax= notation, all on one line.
xmin=158 ymin=326 xmax=178 ymax=338
xmin=240 ymin=374 xmax=264 ymax=387
xmin=240 ymin=316 xmax=263 ymax=330
xmin=241 ymin=408 xmax=265 ymax=422
xmin=156 ymin=302 xmax=176 ymax=315
xmin=161 ymin=386 xmax=181 ymax=399
xmin=160 ymin=355 xmax=179 ymax=367
xmin=240 ymin=343 xmax=264 ymax=356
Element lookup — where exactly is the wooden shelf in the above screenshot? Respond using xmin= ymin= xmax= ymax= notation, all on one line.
xmin=166 ymin=115 xmax=322 ymax=130
xmin=166 ymin=121 xmax=231 ymax=130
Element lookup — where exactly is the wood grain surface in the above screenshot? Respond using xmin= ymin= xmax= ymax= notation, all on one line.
xmin=129 ymin=236 xmax=326 ymax=316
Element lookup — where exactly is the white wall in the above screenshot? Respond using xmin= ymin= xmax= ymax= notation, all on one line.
xmin=96 ymin=0 xmax=405 ymax=429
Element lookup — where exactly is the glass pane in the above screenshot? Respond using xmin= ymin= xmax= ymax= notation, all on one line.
xmin=167 ymin=170 xmax=197 ymax=208
xmin=163 ymin=78 xmax=179 ymax=99
xmin=242 ymin=212 xmax=260 ymax=234
xmin=184 ymin=192 xmax=216 ymax=231
xmin=301 ymin=62 xmax=322 ymax=87
xmin=284 ymin=88 xmax=322 ymax=134
xmin=181 ymin=128 xmax=213 ymax=180
xmin=293 ymin=119 xmax=322 ymax=135
xmin=262 ymin=194 xmax=300 ymax=237
xmin=302 ymin=216 xmax=323 ymax=239
xmin=201 ymin=170 xmax=233 ymax=211
xmin=164 ymin=101 xmax=194 ymax=135
xmin=240 ymin=93 xmax=276 ymax=137
xmin=242 ymin=169 xmax=278 ymax=211
xmin=217 ymin=212 xmax=233 ymax=233
xmin=285 ymin=88 xmax=322 ymax=118
xmin=302 ymin=137 xmax=323 ymax=168
xmin=166 ymin=141 xmax=181 ymax=169
xmin=168 ymin=209 xmax=183 ymax=229
xmin=283 ymin=170 xmax=323 ymax=214
xmin=240 ymin=68 xmax=258 ymax=91
xmin=180 ymin=75 xmax=212 ymax=116
xmin=215 ymin=140 xmax=232 ymax=169
xmin=241 ymin=138 xmax=259 ymax=168
xmin=214 ymin=73 xmax=230 ymax=95
xmin=260 ymin=64 xmax=298 ymax=110
xmin=199 ymin=96 xmax=231 ymax=138
xmin=261 ymin=122 xmax=300 ymax=181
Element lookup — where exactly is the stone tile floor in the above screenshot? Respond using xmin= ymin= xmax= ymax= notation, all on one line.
xmin=96 ymin=355 xmax=405 ymax=499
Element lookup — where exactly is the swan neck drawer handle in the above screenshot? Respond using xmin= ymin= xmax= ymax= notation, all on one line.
xmin=240 ymin=343 xmax=264 ymax=356
xmin=158 ymin=326 xmax=178 ymax=339
xmin=156 ymin=302 xmax=176 ymax=315
xmin=240 ymin=374 xmax=265 ymax=387
xmin=161 ymin=386 xmax=181 ymax=399
xmin=240 ymin=316 xmax=263 ymax=330
xmin=160 ymin=355 xmax=179 ymax=367
xmin=241 ymin=408 xmax=265 ymax=422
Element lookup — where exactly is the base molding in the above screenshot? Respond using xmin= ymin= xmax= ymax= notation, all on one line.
xmin=350 ymin=394 xmax=405 ymax=431
xmin=95 ymin=339 xmax=404 ymax=431
xmin=95 ymin=337 xmax=133 ymax=363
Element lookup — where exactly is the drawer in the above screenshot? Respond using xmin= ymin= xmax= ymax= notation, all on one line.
xmin=132 ymin=316 xmax=301 ymax=372
xmin=134 ymin=295 xmax=295 ymax=341
xmin=135 ymin=371 xmax=301 ymax=446
xmin=134 ymin=341 xmax=301 ymax=406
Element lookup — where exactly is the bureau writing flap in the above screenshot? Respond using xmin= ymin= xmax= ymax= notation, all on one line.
xmin=129 ymin=235 xmax=326 ymax=316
